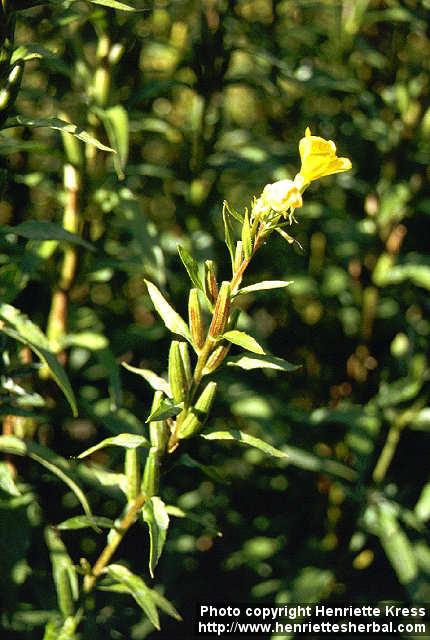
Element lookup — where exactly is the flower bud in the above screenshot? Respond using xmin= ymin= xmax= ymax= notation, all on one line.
xmin=204 ymin=260 xmax=218 ymax=305
xmin=168 ymin=340 xmax=188 ymax=403
xmin=202 ymin=342 xmax=231 ymax=375
xmin=188 ymin=288 xmax=205 ymax=350
xmin=208 ymin=281 xmax=231 ymax=339
xmin=178 ymin=381 xmax=217 ymax=439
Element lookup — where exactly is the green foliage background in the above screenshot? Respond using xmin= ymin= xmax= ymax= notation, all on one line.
xmin=1 ymin=0 xmax=430 ymax=638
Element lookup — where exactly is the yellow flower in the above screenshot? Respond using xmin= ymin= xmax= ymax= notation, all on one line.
xmin=259 ymin=179 xmax=303 ymax=216
xmin=297 ymin=127 xmax=352 ymax=184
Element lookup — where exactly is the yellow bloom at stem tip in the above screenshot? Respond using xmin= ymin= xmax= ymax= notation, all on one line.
xmin=297 ymin=127 xmax=352 ymax=184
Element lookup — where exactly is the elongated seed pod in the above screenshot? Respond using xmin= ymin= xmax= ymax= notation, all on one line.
xmin=202 ymin=342 xmax=231 ymax=375
xmin=142 ymin=446 xmax=159 ymax=498
xmin=178 ymin=381 xmax=217 ymax=439
xmin=0 ymin=60 xmax=24 ymax=125
xmin=188 ymin=288 xmax=205 ymax=350
xmin=204 ymin=260 xmax=218 ymax=304
xmin=208 ymin=281 xmax=231 ymax=339
xmin=168 ymin=340 xmax=188 ymax=403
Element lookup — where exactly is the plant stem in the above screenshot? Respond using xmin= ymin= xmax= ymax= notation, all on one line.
xmin=45 ymin=164 xmax=80 ymax=360
xmin=83 ymin=492 xmax=147 ymax=593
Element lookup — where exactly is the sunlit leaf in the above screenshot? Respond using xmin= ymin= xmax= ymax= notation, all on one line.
xmin=122 ymin=362 xmax=170 ymax=395
xmin=177 ymin=245 xmax=203 ymax=291
xmin=227 ymin=352 xmax=300 ymax=372
xmin=106 ymin=564 xmax=160 ymax=629
xmin=0 ymin=304 xmax=77 ymax=416
xmin=145 ymin=280 xmax=191 ymax=342
xmin=142 ymin=497 xmax=170 ymax=578
xmin=77 ymin=433 xmax=149 ymax=459
xmin=201 ymin=429 xmax=288 ymax=459
xmin=4 ymin=116 xmax=114 ymax=152
xmin=236 ymin=280 xmax=293 ymax=296
xmin=222 ymin=330 xmax=265 ymax=355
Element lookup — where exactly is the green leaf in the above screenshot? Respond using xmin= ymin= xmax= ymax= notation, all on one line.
xmin=236 ymin=280 xmax=293 ymax=296
xmin=226 ymin=352 xmax=300 ymax=372
xmin=4 ymin=116 xmax=114 ymax=153
xmin=0 ymin=304 xmax=78 ymax=416
xmin=415 ymin=481 xmax=430 ymax=522
xmin=201 ymin=429 xmax=288 ymax=459
xmin=180 ymin=453 xmax=229 ymax=485
xmin=241 ymin=208 xmax=252 ymax=259
xmin=145 ymin=280 xmax=191 ymax=342
xmin=96 ymin=105 xmax=129 ymax=178
xmin=177 ymin=245 xmax=203 ymax=291
xmin=150 ymin=589 xmax=182 ymax=621
xmin=222 ymin=330 xmax=265 ymax=355
xmin=224 ymin=200 xmax=244 ymax=223
xmin=376 ymin=503 xmax=418 ymax=585
xmin=11 ymin=44 xmax=56 ymax=63
xmin=142 ymin=497 xmax=170 ymax=578
xmin=57 ymin=515 xmax=115 ymax=530
xmin=122 ymin=362 xmax=170 ymax=395
xmin=88 ymin=0 xmax=136 ymax=10
xmin=45 ymin=527 xmax=78 ymax=617
xmin=0 ymin=461 xmax=21 ymax=496
xmin=222 ymin=201 xmax=235 ymax=267
xmin=0 ymin=221 xmax=94 ymax=251
xmin=77 ymin=433 xmax=149 ymax=459
xmin=106 ymin=564 xmax=160 ymax=629
xmin=146 ymin=398 xmax=183 ymax=422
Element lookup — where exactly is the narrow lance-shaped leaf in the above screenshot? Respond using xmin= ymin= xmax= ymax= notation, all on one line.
xmin=227 ymin=352 xmax=300 ymax=372
xmin=177 ymin=245 xmax=203 ymax=291
xmin=57 ymin=515 xmax=115 ymax=530
xmin=45 ymin=527 xmax=79 ymax=617
xmin=96 ymin=105 xmax=129 ymax=178
xmin=145 ymin=280 xmax=191 ymax=343
xmin=222 ymin=330 xmax=265 ymax=355
xmin=122 ymin=362 xmax=171 ymax=396
xmin=77 ymin=433 xmax=149 ymax=459
xmin=88 ymin=0 xmax=137 ymax=10
xmin=201 ymin=429 xmax=288 ymax=460
xmin=1 ymin=220 xmax=94 ymax=251
xmin=241 ymin=208 xmax=252 ymax=259
xmin=142 ymin=496 xmax=170 ymax=578
xmin=4 ymin=116 xmax=114 ymax=152
xmin=106 ymin=564 xmax=160 ymax=629
xmin=236 ymin=280 xmax=293 ymax=296
xmin=222 ymin=201 xmax=235 ymax=268
xmin=0 ymin=304 xmax=77 ymax=415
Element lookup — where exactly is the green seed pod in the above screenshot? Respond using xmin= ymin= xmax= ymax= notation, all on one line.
xmin=168 ymin=340 xmax=188 ymax=403
xmin=149 ymin=391 xmax=170 ymax=454
xmin=0 ymin=60 xmax=24 ymax=125
xmin=178 ymin=381 xmax=217 ymax=439
xmin=204 ymin=260 xmax=218 ymax=305
xmin=142 ymin=447 xmax=159 ymax=498
xmin=202 ymin=342 xmax=231 ymax=375
xmin=188 ymin=288 xmax=205 ymax=350
xmin=208 ymin=281 xmax=231 ymax=339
